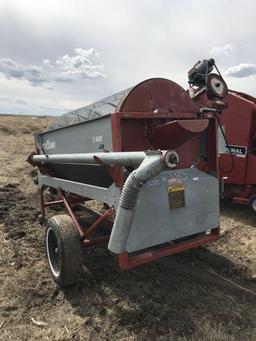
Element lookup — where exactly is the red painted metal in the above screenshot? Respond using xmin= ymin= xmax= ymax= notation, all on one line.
xmin=216 ymin=91 xmax=256 ymax=205
xmin=148 ymin=119 xmax=209 ymax=150
xmin=44 ymin=200 xmax=64 ymax=207
xmin=193 ymin=88 xmax=256 ymax=206
xmin=40 ymin=189 xmax=114 ymax=248
xmin=61 ymin=193 xmax=85 ymax=238
xmin=93 ymin=155 xmax=122 ymax=187
xmin=117 ymin=78 xmax=199 ymax=113
xmin=233 ymin=197 xmax=249 ymax=205
xmin=111 ymin=111 xmax=218 ymax=172
xmin=118 ymin=229 xmax=219 ymax=270
xmin=76 ymin=204 xmax=113 ymax=228
xmin=83 ymin=236 xmax=109 ymax=248
xmin=27 ymin=151 xmax=56 ymax=178
xmin=224 ymin=184 xmax=253 ymax=205
xmin=80 ymin=207 xmax=114 ymax=241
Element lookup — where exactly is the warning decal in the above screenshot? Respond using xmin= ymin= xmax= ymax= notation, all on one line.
xmin=167 ymin=178 xmax=185 ymax=209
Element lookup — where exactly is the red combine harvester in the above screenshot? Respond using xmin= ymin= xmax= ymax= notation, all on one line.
xmin=188 ymin=59 xmax=256 ymax=213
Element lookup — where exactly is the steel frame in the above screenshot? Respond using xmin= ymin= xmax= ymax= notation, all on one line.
xmin=232 ymin=185 xmax=253 ymax=205
xmin=39 ymin=187 xmax=114 ymax=248
xmin=38 ymin=173 xmax=116 ymax=207
xmin=39 ymin=184 xmax=220 ymax=269
xmin=119 ymin=228 xmax=219 ymax=270
xmin=224 ymin=184 xmax=255 ymax=205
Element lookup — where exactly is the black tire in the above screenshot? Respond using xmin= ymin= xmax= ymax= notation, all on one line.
xmin=249 ymin=195 xmax=256 ymax=214
xmin=45 ymin=214 xmax=83 ymax=288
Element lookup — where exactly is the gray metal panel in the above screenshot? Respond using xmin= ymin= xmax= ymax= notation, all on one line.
xmin=38 ymin=174 xmax=116 ymax=206
xmin=39 ymin=115 xmax=113 ymax=154
xmin=125 ymin=168 xmax=219 ymax=252
xmin=218 ymin=125 xmax=226 ymax=155
xmin=46 ymin=88 xmax=131 ymax=131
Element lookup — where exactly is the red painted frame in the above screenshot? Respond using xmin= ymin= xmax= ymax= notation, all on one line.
xmin=119 ymin=229 xmax=219 ymax=270
xmin=191 ymin=89 xmax=256 ymax=206
xmin=39 ymin=187 xmax=114 ymax=248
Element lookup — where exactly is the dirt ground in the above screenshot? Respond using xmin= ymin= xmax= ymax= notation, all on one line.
xmin=0 ymin=115 xmax=255 ymax=341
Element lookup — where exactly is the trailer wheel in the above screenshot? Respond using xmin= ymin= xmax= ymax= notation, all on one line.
xmin=249 ymin=195 xmax=256 ymax=214
xmin=45 ymin=214 xmax=83 ymax=288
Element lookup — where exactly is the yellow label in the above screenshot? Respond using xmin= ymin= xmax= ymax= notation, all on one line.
xmin=168 ymin=183 xmax=185 ymax=209
xmin=168 ymin=184 xmax=185 ymax=192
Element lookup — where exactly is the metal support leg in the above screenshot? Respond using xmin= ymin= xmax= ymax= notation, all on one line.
xmin=61 ymin=193 xmax=85 ymax=238
xmin=81 ymin=207 xmax=114 ymax=241
xmin=39 ymin=188 xmax=46 ymax=218
xmin=60 ymin=192 xmax=114 ymax=247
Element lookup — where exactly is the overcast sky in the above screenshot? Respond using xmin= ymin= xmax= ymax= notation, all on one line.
xmin=0 ymin=0 xmax=255 ymax=116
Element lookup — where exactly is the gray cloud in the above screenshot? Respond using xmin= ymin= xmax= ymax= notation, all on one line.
xmin=209 ymin=44 xmax=235 ymax=57
xmin=39 ymin=105 xmax=69 ymax=111
xmin=225 ymin=63 xmax=256 ymax=78
xmin=55 ymin=48 xmax=104 ymax=82
xmin=0 ymin=96 xmax=28 ymax=105
xmin=15 ymin=98 xmax=28 ymax=105
xmin=0 ymin=95 xmax=70 ymax=115
xmin=0 ymin=96 xmax=12 ymax=103
xmin=0 ymin=0 xmax=255 ymax=116
xmin=0 ymin=58 xmax=45 ymax=86
xmin=54 ymin=75 xmax=74 ymax=83
xmin=0 ymin=48 xmax=104 ymax=87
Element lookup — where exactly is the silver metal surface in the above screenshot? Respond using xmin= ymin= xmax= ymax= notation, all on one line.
xmin=38 ymin=173 xmax=116 ymax=206
xmin=46 ymin=88 xmax=131 ymax=131
xmin=108 ymin=152 xmax=177 ymax=253
xmin=38 ymin=115 xmax=113 ymax=154
xmin=218 ymin=125 xmax=226 ymax=155
xmin=32 ymin=150 xmax=178 ymax=168
xmin=109 ymin=168 xmax=219 ymax=253
xmin=33 ymin=151 xmax=152 ymax=167
xmin=46 ymin=226 xmax=60 ymax=277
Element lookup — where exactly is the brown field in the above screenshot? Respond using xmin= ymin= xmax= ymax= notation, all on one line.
xmin=0 ymin=115 xmax=255 ymax=341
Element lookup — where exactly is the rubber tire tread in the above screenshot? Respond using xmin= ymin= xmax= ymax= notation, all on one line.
xmin=45 ymin=214 xmax=83 ymax=288
xmin=249 ymin=195 xmax=256 ymax=214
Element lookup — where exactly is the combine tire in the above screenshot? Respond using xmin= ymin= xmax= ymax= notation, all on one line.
xmin=45 ymin=214 xmax=83 ymax=287
xmin=249 ymin=195 xmax=256 ymax=214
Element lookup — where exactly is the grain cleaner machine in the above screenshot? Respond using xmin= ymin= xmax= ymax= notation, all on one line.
xmin=188 ymin=59 xmax=256 ymax=212
xmin=28 ymin=70 xmax=226 ymax=287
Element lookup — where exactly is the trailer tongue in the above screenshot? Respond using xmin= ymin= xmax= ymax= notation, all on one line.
xmin=28 ymin=74 xmax=225 ymax=287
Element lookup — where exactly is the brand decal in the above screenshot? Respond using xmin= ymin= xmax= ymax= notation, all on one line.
xmin=225 ymin=145 xmax=247 ymax=157
xmin=43 ymin=140 xmax=56 ymax=150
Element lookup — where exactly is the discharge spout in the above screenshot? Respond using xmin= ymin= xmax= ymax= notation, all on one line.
xmin=108 ymin=150 xmax=179 ymax=253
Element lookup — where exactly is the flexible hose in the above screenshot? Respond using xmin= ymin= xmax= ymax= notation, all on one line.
xmin=108 ymin=151 xmax=178 ymax=253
